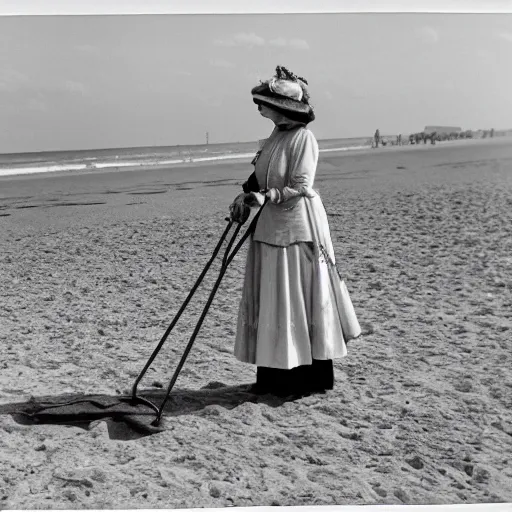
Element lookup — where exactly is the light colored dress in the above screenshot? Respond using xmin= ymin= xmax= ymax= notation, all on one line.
xmin=234 ymin=125 xmax=349 ymax=370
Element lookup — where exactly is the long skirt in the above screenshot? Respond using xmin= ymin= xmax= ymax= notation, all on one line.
xmin=234 ymin=239 xmax=348 ymax=393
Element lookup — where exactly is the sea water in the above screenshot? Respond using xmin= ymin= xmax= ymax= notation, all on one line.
xmin=0 ymin=137 xmax=372 ymax=178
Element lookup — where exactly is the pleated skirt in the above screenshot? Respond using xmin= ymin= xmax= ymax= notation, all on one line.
xmin=234 ymin=239 xmax=348 ymax=372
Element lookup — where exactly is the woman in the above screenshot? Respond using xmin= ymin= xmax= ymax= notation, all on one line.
xmin=230 ymin=66 xmax=360 ymax=397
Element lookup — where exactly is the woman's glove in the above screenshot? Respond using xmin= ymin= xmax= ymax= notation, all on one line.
xmin=245 ymin=191 xmax=265 ymax=207
xmin=229 ymin=193 xmax=251 ymax=224
xmin=265 ymin=188 xmax=281 ymax=203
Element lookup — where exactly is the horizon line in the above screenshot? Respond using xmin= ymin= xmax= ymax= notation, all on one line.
xmin=1 ymin=127 xmax=510 ymax=157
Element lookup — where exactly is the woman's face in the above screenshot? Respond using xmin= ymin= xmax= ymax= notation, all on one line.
xmin=258 ymin=104 xmax=275 ymax=120
xmin=258 ymin=104 xmax=293 ymax=126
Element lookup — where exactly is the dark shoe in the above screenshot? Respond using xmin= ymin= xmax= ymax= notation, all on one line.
xmin=311 ymin=359 xmax=334 ymax=390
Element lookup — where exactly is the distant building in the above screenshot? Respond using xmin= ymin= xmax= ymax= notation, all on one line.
xmin=424 ymin=126 xmax=462 ymax=134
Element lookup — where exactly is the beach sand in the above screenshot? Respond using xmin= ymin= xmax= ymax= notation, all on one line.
xmin=1 ymin=137 xmax=511 ymax=508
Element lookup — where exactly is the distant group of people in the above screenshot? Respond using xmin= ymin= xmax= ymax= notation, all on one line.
xmin=372 ymin=127 xmax=496 ymax=149
xmin=372 ymin=129 xmax=402 ymax=148
xmin=373 ymin=129 xmax=434 ymax=147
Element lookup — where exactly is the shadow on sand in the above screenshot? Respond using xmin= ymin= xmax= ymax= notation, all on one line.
xmin=0 ymin=382 xmax=308 ymax=441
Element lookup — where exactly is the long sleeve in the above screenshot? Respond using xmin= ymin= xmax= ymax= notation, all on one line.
xmin=267 ymin=129 xmax=318 ymax=204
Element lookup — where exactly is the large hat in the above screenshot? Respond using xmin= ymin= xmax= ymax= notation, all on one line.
xmin=252 ymin=66 xmax=315 ymax=123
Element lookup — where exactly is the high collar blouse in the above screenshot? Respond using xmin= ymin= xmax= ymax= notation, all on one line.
xmin=253 ymin=125 xmax=320 ymax=247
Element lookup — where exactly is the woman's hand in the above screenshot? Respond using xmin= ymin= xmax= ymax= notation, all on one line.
xmin=245 ymin=191 xmax=265 ymax=207
xmin=229 ymin=193 xmax=251 ymax=224
xmin=265 ymin=188 xmax=281 ymax=203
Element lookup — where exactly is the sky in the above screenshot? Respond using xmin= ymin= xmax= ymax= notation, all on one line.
xmin=1 ymin=10 xmax=512 ymax=152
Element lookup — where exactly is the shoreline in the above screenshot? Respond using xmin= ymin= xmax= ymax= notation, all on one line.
xmin=0 ymin=135 xmax=509 ymax=182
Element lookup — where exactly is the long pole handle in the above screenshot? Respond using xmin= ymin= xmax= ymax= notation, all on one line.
xmin=153 ymin=198 xmax=268 ymax=424
xmin=154 ymin=256 xmax=232 ymax=424
xmin=131 ymin=220 xmax=233 ymax=402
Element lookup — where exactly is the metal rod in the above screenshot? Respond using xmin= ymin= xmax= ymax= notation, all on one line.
xmin=153 ymin=200 xmax=268 ymax=425
xmin=153 ymin=248 xmax=233 ymax=425
xmin=128 ymin=395 xmax=160 ymax=415
xmin=222 ymin=222 xmax=242 ymax=267
xmin=131 ymin=220 xmax=234 ymax=403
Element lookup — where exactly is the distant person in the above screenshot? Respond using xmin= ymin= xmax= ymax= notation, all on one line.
xmin=396 ymin=134 xmax=402 ymax=146
xmin=229 ymin=65 xmax=361 ymax=396
xmin=374 ymin=129 xmax=380 ymax=148
xmin=490 ymin=128 xmax=495 ymax=138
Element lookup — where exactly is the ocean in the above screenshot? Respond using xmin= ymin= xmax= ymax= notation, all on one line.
xmin=0 ymin=136 xmax=372 ymax=178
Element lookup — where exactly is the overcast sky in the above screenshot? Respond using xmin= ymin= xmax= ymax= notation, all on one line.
xmin=1 ymin=12 xmax=511 ymax=152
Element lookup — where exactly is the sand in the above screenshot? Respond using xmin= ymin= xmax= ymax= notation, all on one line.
xmin=1 ymin=137 xmax=511 ymax=508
